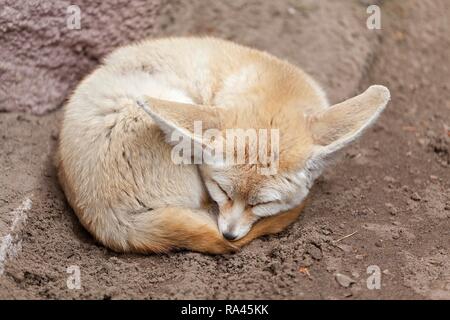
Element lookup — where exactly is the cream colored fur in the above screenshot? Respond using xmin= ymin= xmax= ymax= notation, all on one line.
xmin=57 ymin=37 xmax=390 ymax=254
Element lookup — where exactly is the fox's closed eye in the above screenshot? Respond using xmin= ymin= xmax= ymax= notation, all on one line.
xmin=250 ymin=200 xmax=274 ymax=207
xmin=215 ymin=182 xmax=231 ymax=200
xmin=205 ymin=179 xmax=232 ymax=205
xmin=251 ymin=200 xmax=283 ymax=217
xmin=249 ymin=190 xmax=283 ymax=207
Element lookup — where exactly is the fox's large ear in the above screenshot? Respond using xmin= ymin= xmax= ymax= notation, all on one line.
xmin=137 ymin=97 xmax=225 ymax=165
xmin=308 ymin=85 xmax=390 ymax=161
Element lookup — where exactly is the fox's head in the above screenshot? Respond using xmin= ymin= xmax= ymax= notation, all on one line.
xmin=139 ymin=85 xmax=390 ymax=241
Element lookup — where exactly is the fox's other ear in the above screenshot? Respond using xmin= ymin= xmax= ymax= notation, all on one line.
xmin=137 ymin=97 xmax=225 ymax=165
xmin=137 ymin=97 xmax=222 ymax=141
xmin=308 ymin=85 xmax=390 ymax=159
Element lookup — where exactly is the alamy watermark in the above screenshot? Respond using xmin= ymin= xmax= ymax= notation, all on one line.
xmin=366 ymin=265 xmax=382 ymax=290
xmin=366 ymin=5 xmax=381 ymax=30
xmin=66 ymin=265 xmax=81 ymax=290
xmin=169 ymin=121 xmax=280 ymax=175
xmin=66 ymin=5 xmax=81 ymax=30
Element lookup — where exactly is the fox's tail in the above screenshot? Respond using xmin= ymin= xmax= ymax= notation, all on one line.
xmin=83 ymin=206 xmax=237 ymax=255
xmin=127 ymin=207 xmax=238 ymax=254
xmin=74 ymin=202 xmax=306 ymax=255
xmin=124 ymin=200 xmax=306 ymax=254
xmin=82 ymin=201 xmax=305 ymax=255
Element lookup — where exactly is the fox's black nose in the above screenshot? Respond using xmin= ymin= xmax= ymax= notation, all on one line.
xmin=223 ymin=232 xmax=237 ymax=241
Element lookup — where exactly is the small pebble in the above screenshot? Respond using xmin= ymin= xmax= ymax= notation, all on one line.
xmin=410 ymin=192 xmax=421 ymax=201
xmin=335 ymin=273 xmax=355 ymax=288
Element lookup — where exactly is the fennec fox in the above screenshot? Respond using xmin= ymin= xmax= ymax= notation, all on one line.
xmin=57 ymin=37 xmax=390 ymax=254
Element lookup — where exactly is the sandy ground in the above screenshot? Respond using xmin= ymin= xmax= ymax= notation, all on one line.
xmin=0 ymin=0 xmax=449 ymax=299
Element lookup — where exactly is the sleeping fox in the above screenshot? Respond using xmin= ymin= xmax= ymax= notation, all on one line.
xmin=56 ymin=37 xmax=390 ymax=254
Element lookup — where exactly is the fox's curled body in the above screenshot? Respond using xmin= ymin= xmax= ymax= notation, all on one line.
xmin=57 ymin=37 xmax=390 ymax=254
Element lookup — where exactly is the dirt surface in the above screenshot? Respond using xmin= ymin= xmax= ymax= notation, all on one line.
xmin=0 ymin=0 xmax=449 ymax=299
